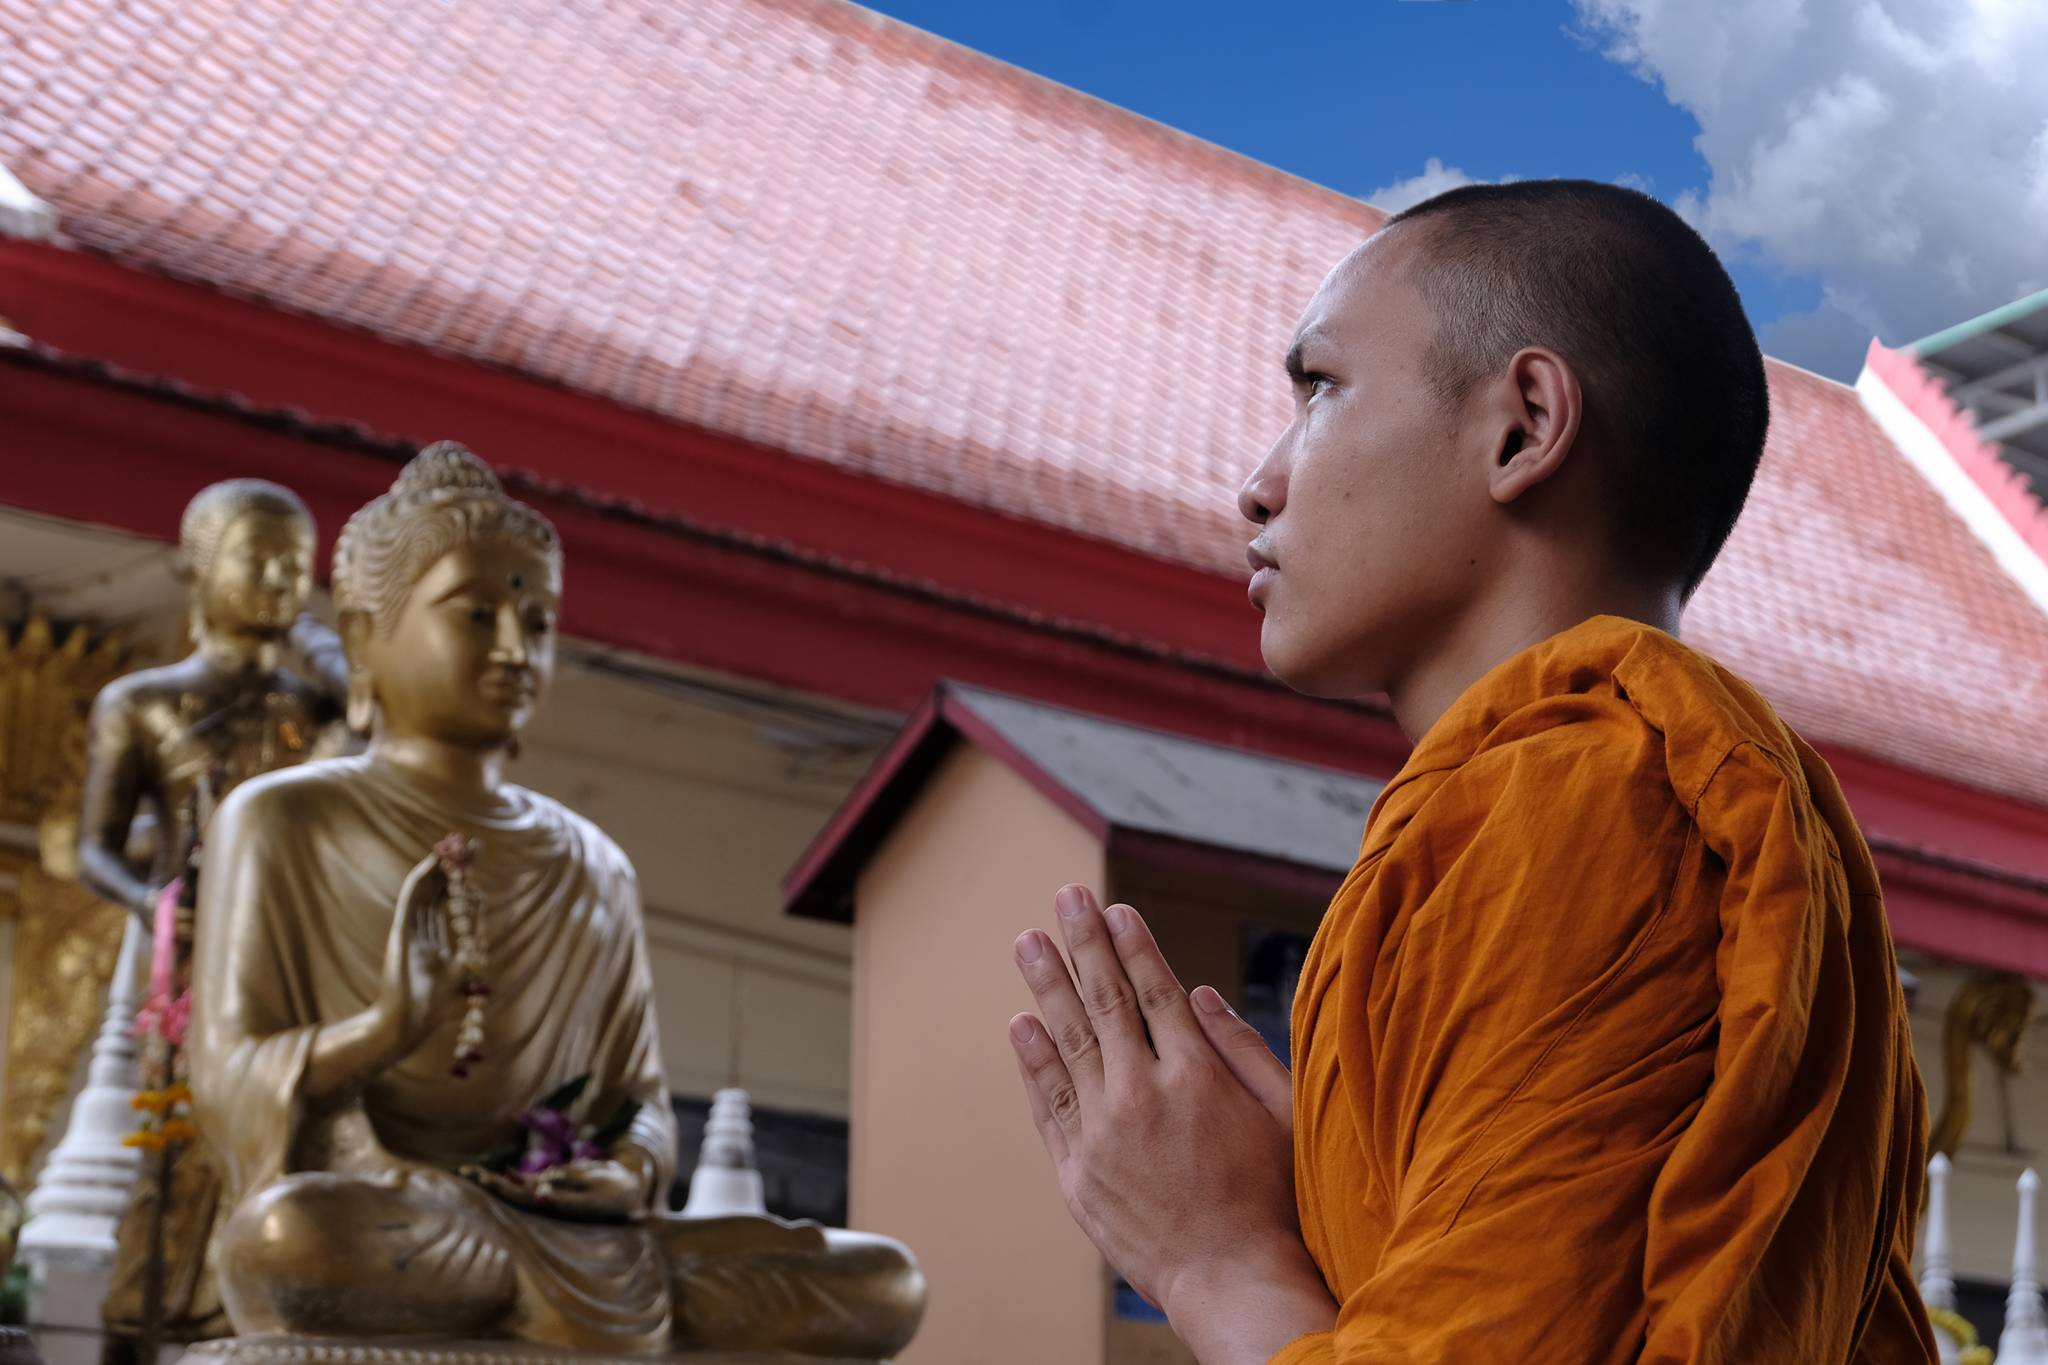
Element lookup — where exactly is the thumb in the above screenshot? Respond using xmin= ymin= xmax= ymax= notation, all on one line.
xmin=1191 ymin=986 xmax=1292 ymax=1131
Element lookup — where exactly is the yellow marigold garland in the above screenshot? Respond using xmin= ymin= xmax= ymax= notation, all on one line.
xmin=1925 ymin=1305 xmax=1993 ymax=1365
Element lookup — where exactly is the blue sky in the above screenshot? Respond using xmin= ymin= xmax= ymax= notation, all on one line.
xmin=855 ymin=0 xmax=2048 ymax=383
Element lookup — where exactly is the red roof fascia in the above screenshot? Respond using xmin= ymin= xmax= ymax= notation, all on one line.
xmin=0 ymin=239 xmax=1263 ymax=668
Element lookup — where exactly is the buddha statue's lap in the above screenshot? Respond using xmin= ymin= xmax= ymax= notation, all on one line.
xmin=187 ymin=446 xmax=924 ymax=1361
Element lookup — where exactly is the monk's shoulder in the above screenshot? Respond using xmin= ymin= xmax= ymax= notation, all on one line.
xmin=1458 ymin=691 xmax=1681 ymax=816
xmin=1609 ymin=629 xmax=1806 ymax=804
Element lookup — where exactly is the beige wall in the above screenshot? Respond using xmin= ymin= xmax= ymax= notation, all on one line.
xmin=518 ymin=656 xmax=886 ymax=1116
xmin=852 ymin=745 xmax=1110 ymax=1365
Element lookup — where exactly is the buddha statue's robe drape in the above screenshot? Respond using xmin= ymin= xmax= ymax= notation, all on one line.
xmin=189 ymin=756 xmax=680 ymax=1350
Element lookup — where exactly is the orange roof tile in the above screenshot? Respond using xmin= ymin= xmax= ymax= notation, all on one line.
xmin=3 ymin=0 xmax=2047 ymax=803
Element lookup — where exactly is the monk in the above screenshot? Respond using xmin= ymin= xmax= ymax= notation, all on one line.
xmin=1006 ymin=180 xmax=1936 ymax=1363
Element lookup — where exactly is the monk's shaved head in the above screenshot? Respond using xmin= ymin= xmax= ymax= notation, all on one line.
xmin=1385 ymin=181 xmax=1769 ymax=597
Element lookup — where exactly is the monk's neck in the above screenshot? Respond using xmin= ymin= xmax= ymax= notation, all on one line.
xmin=370 ymin=734 xmax=513 ymax=809
xmin=1385 ymin=584 xmax=1683 ymax=743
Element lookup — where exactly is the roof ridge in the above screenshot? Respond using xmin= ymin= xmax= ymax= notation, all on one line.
xmin=796 ymin=0 xmax=1389 ymax=217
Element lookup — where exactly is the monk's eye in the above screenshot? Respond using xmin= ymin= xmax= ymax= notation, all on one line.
xmin=525 ymin=609 xmax=554 ymax=636
xmin=467 ymin=605 xmax=492 ymax=625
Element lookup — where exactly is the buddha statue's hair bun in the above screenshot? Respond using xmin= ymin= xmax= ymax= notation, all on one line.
xmin=393 ymin=441 xmax=510 ymax=498
xmin=334 ymin=441 xmax=560 ymax=636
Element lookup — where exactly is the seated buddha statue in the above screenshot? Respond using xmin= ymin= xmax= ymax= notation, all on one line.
xmin=188 ymin=444 xmax=925 ymax=1358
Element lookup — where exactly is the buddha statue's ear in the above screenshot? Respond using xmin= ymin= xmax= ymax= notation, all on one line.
xmin=340 ymin=610 xmax=376 ymax=736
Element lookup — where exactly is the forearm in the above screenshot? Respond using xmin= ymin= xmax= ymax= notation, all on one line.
xmin=77 ymin=839 xmax=155 ymax=919
xmin=1165 ymin=1242 xmax=1338 ymax=1365
xmin=290 ymin=614 xmax=351 ymax=700
xmin=301 ymin=1005 xmax=403 ymax=1103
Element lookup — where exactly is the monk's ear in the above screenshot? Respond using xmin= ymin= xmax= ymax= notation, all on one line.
xmin=1486 ymin=347 xmax=1582 ymax=506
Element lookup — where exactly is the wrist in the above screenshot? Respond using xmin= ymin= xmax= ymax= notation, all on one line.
xmin=364 ymin=1001 xmax=407 ymax=1065
xmin=1161 ymin=1239 xmax=1335 ymax=1365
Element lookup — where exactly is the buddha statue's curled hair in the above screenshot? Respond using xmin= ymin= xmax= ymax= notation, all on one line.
xmin=333 ymin=442 xmax=561 ymax=636
xmin=179 ymin=479 xmax=314 ymax=583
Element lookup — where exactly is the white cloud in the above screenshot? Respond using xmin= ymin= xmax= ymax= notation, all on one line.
xmin=1572 ymin=0 xmax=2048 ymax=377
xmin=1365 ymin=157 xmax=1486 ymax=213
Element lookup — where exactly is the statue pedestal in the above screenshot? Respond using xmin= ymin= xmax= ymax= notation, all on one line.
xmin=181 ymin=1341 xmax=889 ymax=1365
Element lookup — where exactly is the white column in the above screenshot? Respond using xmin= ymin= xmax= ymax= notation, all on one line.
xmin=1923 ymin=1153 xmax=1958 ymax=1312
xmin=1921 ymin=1155 xmax=1965 ymax=1365
xmin=19 ymin=914 xmax=145 ymax=1256
xmin=680 ymin=1087 xmax=768 ymax=1218
xmin=2003 ymin=1168 xmax=2048 ymax=1365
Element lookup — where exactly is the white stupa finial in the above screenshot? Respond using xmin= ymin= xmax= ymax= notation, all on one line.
xmin=2003 ymin=1169 xmax=2048 ymax=1364
xmin=1922 ymin=1154 xmax=1957 ymax=1312
xmin=679 ymin=1087 xmax=767 ymax=1218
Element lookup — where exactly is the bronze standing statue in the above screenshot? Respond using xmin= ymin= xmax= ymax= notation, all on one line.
xmin=187 ymin=444 xmax=925 ymax=1359
xmin=75 ymin=479 xmax=345 ymax=1351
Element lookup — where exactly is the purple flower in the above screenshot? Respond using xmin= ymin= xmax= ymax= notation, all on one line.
xmin=570 ymin=1139 xmax=604 ymax=1163
xmin=517 ymin=1107 xmax=576 ymax=1145
xmin=513 ymin=1106 xmax=578 ymax=1172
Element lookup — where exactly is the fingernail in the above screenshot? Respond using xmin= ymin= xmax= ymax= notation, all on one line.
xmin=1056 ymin=886 xmax=1088 ymax=919
xmin=1105 ymin=904 xmax=1134 ymax=935
xmin=1009 ymin=1015 xmax=1037 ymax=1044
xmin=1193 ymin=985 xmax=1230 ymax=1015
xmin=1015 ymin=931 xmax=1044 ymax=964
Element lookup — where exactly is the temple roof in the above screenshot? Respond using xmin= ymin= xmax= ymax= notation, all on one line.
xmin=4 ymin=0 xmax=2048 ymax=804
xmin=785 ymin=682 xmax=1385 ymax=921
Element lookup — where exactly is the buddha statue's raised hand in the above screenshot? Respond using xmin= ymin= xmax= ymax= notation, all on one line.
xmin=296 ymin=850 xmax=465 ymax=1106
xmin=376 ymin=850 xmax=466 ymax=1064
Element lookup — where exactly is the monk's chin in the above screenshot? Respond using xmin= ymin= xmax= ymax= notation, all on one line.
xmin=1259 ymin=633 xmax=1376 ymax=703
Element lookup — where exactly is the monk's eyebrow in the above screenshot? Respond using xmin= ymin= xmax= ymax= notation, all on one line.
xmin=1285 ymin=325 xmax=1329 ymax=383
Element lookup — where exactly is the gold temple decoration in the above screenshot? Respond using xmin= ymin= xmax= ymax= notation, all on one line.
xmin=1930 ymin=970 xmax=2035 ymax=1157
xmin=0 ymin=615 xmax=134 ymax=1187
xmin=0 ymin=614 xmax=130 ymax=830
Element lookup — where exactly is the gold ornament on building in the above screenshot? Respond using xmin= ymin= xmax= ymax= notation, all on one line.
xmin=1930 ymin=970 xmax=2036 ymax=1158
xmin=0 ymin=614 xmax=133 ymax=1188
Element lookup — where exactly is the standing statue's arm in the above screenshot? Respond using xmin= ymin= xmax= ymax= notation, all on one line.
xmin=76 ymin=688 xmax=156 ymax=918
xmin=289 ymin=613 xmax=351 ymax=702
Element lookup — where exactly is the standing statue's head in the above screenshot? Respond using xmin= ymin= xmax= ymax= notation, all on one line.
xmin=332 ymin=443 xmax=562 ymax=747
xmin=179 ymin=479 xmax=316 ymax=643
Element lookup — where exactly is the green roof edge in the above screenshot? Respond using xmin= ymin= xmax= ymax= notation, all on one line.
xmin=1909 ymin=286 xmax=2048 ymax=359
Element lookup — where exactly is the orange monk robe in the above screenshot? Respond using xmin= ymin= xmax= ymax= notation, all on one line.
xmin=1274 ymin=616 xmax=1936 ymax=1365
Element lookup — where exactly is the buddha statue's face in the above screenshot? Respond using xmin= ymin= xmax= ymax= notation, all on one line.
xmin=197 ymin=512 xmax=314 ymax=638
xmin=358 ymin=538 xmax=560 ymax=749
